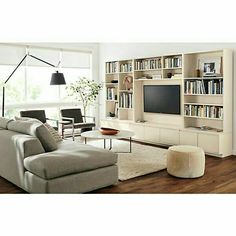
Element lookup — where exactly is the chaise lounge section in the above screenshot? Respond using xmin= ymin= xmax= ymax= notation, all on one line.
xmin=0 ymin=117 xmax=118 ymax=193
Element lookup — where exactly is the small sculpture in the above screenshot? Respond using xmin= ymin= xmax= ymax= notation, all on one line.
xmin=123 ymin=75 xmax=133 ymax=90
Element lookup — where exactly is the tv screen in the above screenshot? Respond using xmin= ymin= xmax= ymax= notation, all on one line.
xmin=143 ymin=85 xmax=180 ymax=114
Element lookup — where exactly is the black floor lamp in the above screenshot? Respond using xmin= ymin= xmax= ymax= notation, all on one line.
xmin=1 ymin=53 xmax=66 ymax=117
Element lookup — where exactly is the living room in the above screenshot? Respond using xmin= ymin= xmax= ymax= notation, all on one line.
xmin=1 ymin=0 xmax=235 ymax=235
xmin=1 ymin=42 xmax=236 ymax=193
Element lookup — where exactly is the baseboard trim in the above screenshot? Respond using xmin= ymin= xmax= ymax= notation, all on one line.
xmin=233 ymin=150 xmax=236 ymax=155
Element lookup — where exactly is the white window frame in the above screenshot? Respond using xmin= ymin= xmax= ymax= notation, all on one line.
xmin=0 ymin=44 xmax=99 ymax=121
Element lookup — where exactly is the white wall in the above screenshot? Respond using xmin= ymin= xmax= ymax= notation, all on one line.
xmin=98 ymin=43 xmax=236 ymax=153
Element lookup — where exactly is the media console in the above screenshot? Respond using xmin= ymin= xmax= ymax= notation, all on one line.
xmin=102 ymin=49 xmax=233 ymax=157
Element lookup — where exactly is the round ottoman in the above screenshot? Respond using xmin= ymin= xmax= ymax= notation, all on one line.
xmin=167 ymin=145 xmax=205 ymax=178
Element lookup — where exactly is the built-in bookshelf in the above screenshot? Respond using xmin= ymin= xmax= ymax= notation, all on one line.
xmin=105 ymin=60 xmax=134 ymax=120
xmin=103 ymin=50 xmax=232 ymax=157
xmin=134 ymin=57 xmax=162 ymax=71
xmin=163 ymin=55 xmax=182 ymax=68
xmin=106 ymin=61 xmax=118 ymax=74
xmin=184 ymin=104 xmax=223 ymax=120
xmin=119 ymin=92 xmax=133 ymax=108
xmin=184 ymin=78 xmax=223 ymax=95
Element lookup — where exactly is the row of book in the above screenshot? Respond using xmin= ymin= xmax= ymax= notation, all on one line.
xmin=184 ymin=80 xmax=223 ymax=95
xmin=135 ymin=58 xmax=162 ymax=71
xmin=184 ymin=104 xmax=223 ymax=119
xmin=120 ymin=63 xmax=132 ymax=72
xmin=106 ymin=62 xmax=118 ymax=73
xmin=164 ymin=57 xmax=182 ymax=68
xmin=119 ymin=92 xmax=133 ymax=108
xmin=106 ymin=87 xmax=117 ymax=100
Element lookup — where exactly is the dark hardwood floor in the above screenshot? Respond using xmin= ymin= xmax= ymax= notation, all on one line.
xmin=93 ymin=155 xmax=236 ymax=193
xmin=1 ymin=149 xmax=236 ymax=193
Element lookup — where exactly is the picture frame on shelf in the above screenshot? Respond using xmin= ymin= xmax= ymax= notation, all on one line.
xmin=199 ymin=57 xmax=222 ymax=77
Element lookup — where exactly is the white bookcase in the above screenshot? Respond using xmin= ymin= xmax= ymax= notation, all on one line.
xmin=102 ymin=49 xmax=233 ymax=157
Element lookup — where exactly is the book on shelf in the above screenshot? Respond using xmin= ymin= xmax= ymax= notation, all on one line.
xmin=106 ymin=62 xmax=118 ymax=73
xmin=135 ymin=58 xmax=161 ymax=70
xmin=119 ymin=92 xmax=133 ymax=108
xmin=164 ymin=56 xmax=182 ymax=68
xmin=106 ymin=87 xmax=116 ymax=100
xmin=184 ymin=104 xmax=223 ymax=119
xmin=184 ymin=79 xmax=223 ymax=95
xmin=120 ymin=63 xmax=132 ymax=72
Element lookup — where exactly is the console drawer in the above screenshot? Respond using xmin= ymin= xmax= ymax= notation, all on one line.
xmin=198 ymin=133 xmax=220 ymax=154
xmin=159 ymin=128 xmax=179 ymax=145
xmin=144 ymin=126 xmax=160 ymax=143
xmin=180 ymin=131 xmax=198 ymax=146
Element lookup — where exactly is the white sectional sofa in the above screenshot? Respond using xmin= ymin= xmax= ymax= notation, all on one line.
xmin=0 ymin=117 xmax=118 ymax=193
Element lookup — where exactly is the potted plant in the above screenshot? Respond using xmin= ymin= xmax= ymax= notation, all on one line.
xmin=66 ymin=77 xmax=102 ymax=121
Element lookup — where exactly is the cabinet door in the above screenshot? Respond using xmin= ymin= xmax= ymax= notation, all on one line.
xmin=198 ymin=134 xmax=220 ymax=154
xmin=159 ymin=128 xmax=179 ymax=145
xmin=130 ymin=124 xmax=144 ymax=140
xmin=180 ymin=131 xmax=198 ymax=146
xmin=100 ymin=120 xmax=116 ymax=129
xmin=144 ymin=126 xmax=160 ymax=143
xmin=118 ymin=122 xmax=130 ymax=131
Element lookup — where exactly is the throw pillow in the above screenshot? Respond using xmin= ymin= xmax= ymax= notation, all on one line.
xmin=7 ymin=120 xmax=57 ymax=152
xmin=15 ymin=116 xmax=42 ymax=123
xmin=44 ymin=123 xmax=63 ymax=143
xmin=0 ymin=117 xmax=13 ymax=129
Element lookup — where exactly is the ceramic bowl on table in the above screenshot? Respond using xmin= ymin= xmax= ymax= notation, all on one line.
xmin=99 ymin=127 xmax=119 ymax=135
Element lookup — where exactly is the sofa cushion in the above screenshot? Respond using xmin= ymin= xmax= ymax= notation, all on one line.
xmin=24 ymin=140 xmax=118 ymax=180
xmin=15 ymin=117 xmax=62 ymax=143
xmin=0 ymin=117 xmax=13 ymax=129
xmin=7 ymin=120 xmax=57 ymax=152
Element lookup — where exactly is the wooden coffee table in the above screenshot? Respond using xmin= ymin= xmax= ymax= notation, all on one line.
xmin=81 ymin=130 xmax=135 ymax=153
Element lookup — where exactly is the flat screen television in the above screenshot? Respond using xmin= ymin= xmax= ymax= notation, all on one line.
xmin=143 ymin=85 xmax=180 ymax=114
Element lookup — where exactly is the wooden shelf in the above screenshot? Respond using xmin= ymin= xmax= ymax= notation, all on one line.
xmin=162 ymin=78 xmax=182 ymax=80
xmin=119 ymin=90 xmax=133 ymax=93
xmin=119 ymin=107 xmax=133 ymax=110
xmin=184 ymin=115 xmax=223 ymax=121
xmin=134 ymin=78 xmax=182 ymax=81
xmin=184 ymin=94 xmax=223 ymax=96
xmin=163 ymin=67 xmax=182 ymax=70
xmin=184 ymin=77 xmax=223 ymax=80
xmin=184 ymin=102 xmax=223 ymax=106
xmin=183 ymin=127 xmax=223 ymax=134
xmin=106 ymin=100 xmax=118 ymax=102
xmin=119 ymin=71 xmax=133 ymax=74
xmin=105 ymin=72 xmax=119 ymax=75
xmin=134 ymin=68 xmax=162 ymax=72
xmin=105 ymin=83 xmax=118 ymax=86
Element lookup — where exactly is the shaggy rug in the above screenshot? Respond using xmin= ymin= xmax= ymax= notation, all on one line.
xmin=86 ymin=139 xmax=167 ymax=181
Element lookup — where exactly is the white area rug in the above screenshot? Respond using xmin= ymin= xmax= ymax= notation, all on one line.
xmin=86 ymin=139 xmax=167 ymax=181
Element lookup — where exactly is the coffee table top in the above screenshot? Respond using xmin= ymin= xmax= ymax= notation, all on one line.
xmin=81 ymin=130 xmax=135 ymax=139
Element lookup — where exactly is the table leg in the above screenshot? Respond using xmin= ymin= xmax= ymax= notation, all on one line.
xmin=109 ymin=139 xmax=112 ymax=150
xmin=85 ymin=137 xmax=87 ymax=144
xmin=104 ymin=139 xmax=106 ymax=149
xmin=130 ymin=137 xmax=132 ymax=153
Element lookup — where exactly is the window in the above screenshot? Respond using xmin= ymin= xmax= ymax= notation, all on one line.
xmin=60 ymin=67 xmax=91 ymax=101
xmin=27 ymin=66 xmax=59 ymax=102
xmin=0 ymin=65 xmax=25 ymax=104
xmin=0 ymin=44 xmax=93 ymax=120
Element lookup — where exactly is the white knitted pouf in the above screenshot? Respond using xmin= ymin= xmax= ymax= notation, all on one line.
xmin=167 ymin=145 xmax=205 ymax=178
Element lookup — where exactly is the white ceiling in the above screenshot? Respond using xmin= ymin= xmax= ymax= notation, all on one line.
xmin=15 ymin=42 xmax=99 ymax=52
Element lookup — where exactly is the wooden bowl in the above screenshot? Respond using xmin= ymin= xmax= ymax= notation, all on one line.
xmin=99 ymin=127 xmax=119 ymax=135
